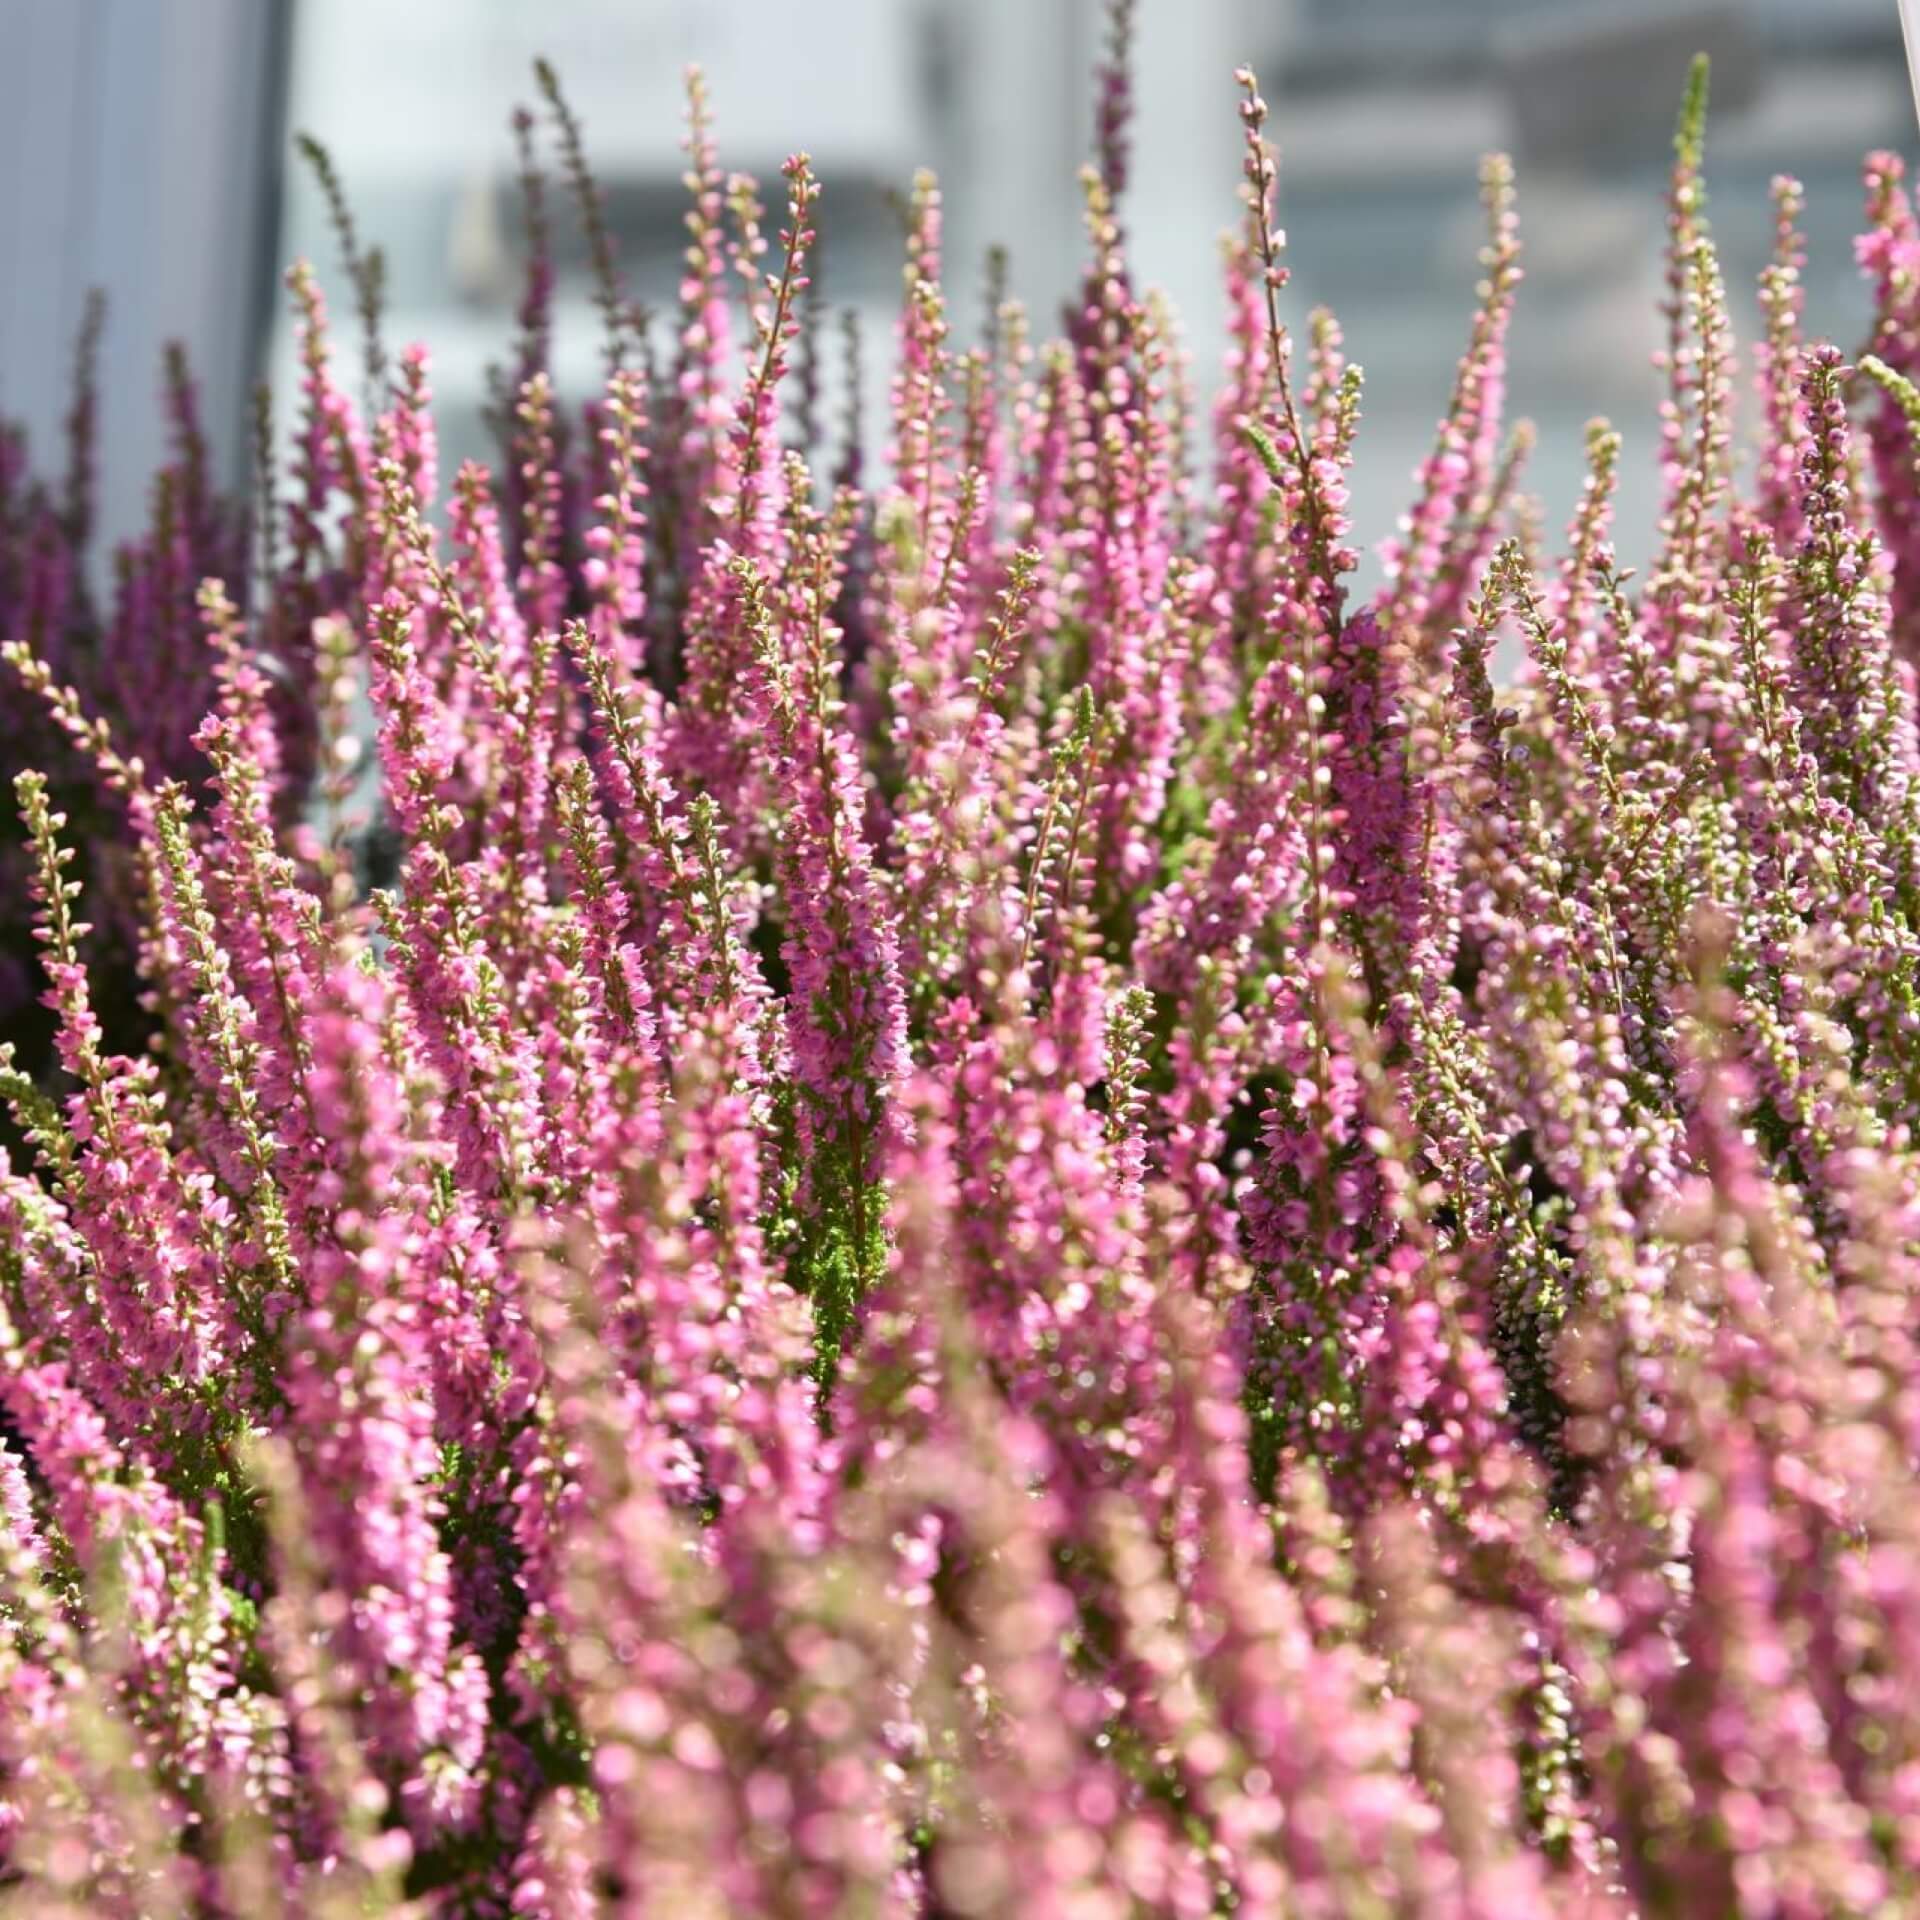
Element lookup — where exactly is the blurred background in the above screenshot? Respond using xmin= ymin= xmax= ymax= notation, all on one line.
xmin=0 ymin=0 xmax=1911 ymax=592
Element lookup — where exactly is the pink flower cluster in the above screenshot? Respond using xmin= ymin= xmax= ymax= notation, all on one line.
xmin=2 ymin=32 xmax=1920 ymax=1917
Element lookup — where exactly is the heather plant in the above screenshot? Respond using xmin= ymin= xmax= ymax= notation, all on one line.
xmin=3 ymin=19 xmax=1920 ymax=1915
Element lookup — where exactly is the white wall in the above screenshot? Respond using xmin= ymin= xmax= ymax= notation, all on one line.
xmin=0 ymin=0 xmax=288 ymax=558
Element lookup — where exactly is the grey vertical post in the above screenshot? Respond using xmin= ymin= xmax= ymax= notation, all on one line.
xmin=0 ymin=0 xmax=290 ymax=558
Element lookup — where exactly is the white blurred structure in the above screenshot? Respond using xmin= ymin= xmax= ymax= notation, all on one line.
xmin=268 ymin=0 xmax=1253 ymax=499
xmin=0 ymin=0 xmax=1910 ymax=582
xmin=0 ymin=0 xmax=288 ymax=557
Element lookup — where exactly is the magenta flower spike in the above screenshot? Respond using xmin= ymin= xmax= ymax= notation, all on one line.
xmin=3 ymin=37 xmax=1920 ymax=1917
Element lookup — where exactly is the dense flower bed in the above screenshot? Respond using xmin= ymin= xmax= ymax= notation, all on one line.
xmin=2 ymin=24 xmax=1920 ymax=1915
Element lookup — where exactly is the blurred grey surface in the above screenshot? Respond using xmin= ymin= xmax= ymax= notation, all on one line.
xmin=0 ymin=0 xmax=1911 ymax=589
xmin=0 ymin=0 xmax=289 ymax=563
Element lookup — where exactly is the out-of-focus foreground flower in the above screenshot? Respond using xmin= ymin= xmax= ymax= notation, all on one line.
xmin=0 ymin=19 xmax=1918 ymax=1917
